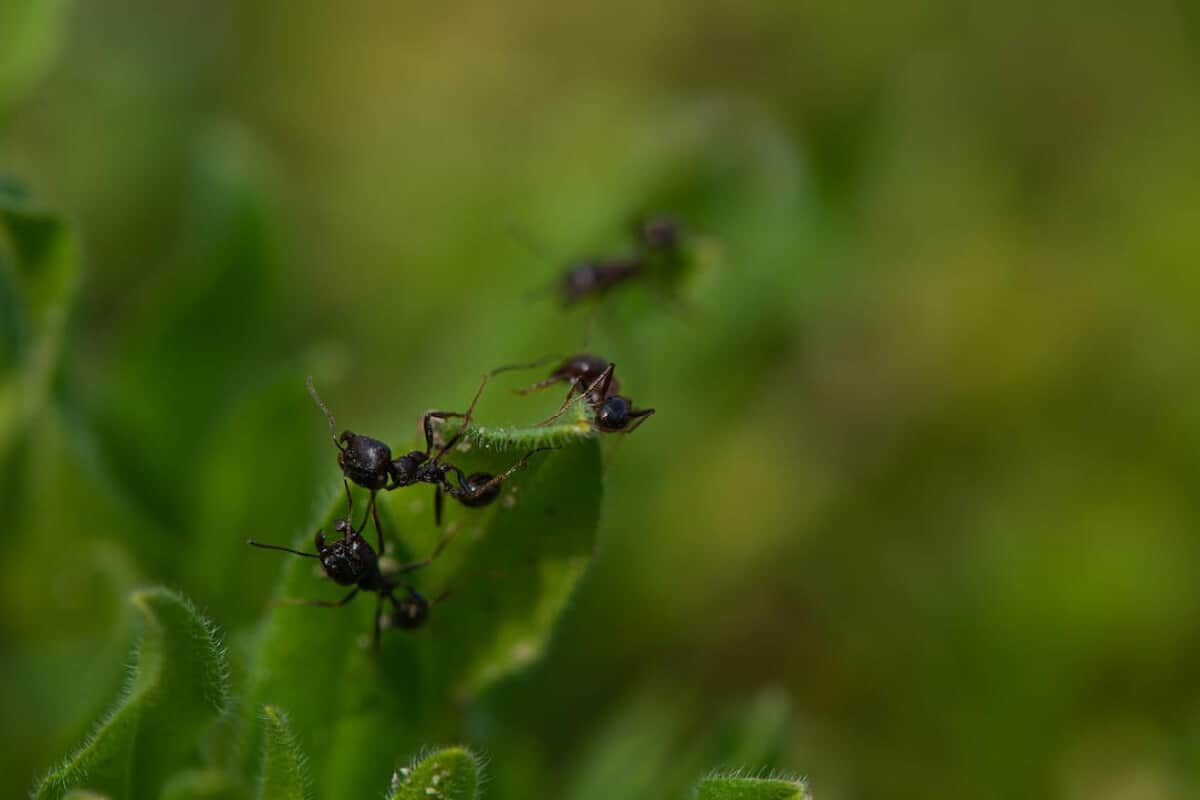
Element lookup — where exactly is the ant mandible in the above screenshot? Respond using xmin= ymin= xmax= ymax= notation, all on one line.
xmin=494 ymin=356 xmax=655 ymax=434
xmin=307 ymin=374 xmax=551 ymax=530
xmin=247 ymin=483 xmax=458 ymax=649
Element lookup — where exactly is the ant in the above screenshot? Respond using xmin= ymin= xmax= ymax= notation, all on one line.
xmin=493 ymin=356 xmax=655 ymax=434
xmin=306 ymin=375 xmax=551 ymax=530
xmin=248 ymin=483 xmax=457 ymax=649
xmin=521 ymin=215 xmax=683 ymax=307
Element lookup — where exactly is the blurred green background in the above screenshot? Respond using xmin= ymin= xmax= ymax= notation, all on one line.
xmin=4 ymin=1 xmax=1200 ymax=797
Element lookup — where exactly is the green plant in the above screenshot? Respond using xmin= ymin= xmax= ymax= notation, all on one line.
xmin=10 ymin=192 xmax=804 ymax=796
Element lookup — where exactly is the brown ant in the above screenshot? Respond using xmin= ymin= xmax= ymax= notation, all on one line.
xmin=307 ymin=375 xmax=552 ymax=531
xmin=493 ymin=356 xmax=655 ymax=434
xmin=248 ymin=484 xmax=458 ymax=649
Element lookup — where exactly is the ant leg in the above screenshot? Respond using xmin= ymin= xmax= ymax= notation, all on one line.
xmin=370 ymin=492 xmax=384 ymax=555
xmin=274 ymin=587 xmax=360 ymax=608
xmin=537 ymin=364 xmax=615 ymax=427
xmin=514 ymin=374 xmax=568 ymax=396
xmin=458 ymin=447 xmax=555 ymax=502
xmin=342 ymin=479 xmax=354 ymax=518
xmin=490 ymin=353 xmax=563 ymax=379
xmin=422 ymin=410 xmax=464 ymax=455
xmin=436 ymin=373 xmax=489 ymax=459
xmin=395 ymin=523 xmax=461 ymax=575
xmin=434 ymin=484 xmax=444 ymax=527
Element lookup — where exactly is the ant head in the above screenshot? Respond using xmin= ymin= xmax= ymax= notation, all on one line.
xmin=389 ymin=450 xmax=428 ymax=486
xmin=337 ymin=433 xmax=394 ymax=490
xmin=390 ymin=587 xmax=430 ymax=630
xmin=314 ymin=523 xmax=375 ymax=586
xmin=595 ymin=395 xmax=632 ymax=432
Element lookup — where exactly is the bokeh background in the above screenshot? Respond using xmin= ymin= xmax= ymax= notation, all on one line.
xmin=4 ymin=1 xmax=1200 ymax=798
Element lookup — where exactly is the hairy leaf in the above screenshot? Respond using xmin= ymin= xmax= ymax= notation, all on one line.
xmin=386 ymin=747 xmax=480 ymax=800
xmin=32 ymin=588 xmax=230 ymax=800
xmin=694 ymin=775 xmax=810 ymax=800
xmin=257 ymin=705 xmax=311 ymax=800
xmin=240 ymin=436 xmax=602 ymax=797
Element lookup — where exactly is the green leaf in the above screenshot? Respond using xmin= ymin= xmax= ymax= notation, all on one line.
xmin=455 ymin=400 xmax=597 ymax=453
xmin=386 ymin=747 xmax=481 ymax=800
xmin=0 ymin=0 xmax=70 ymax=115
xmin=693 ymin=775 xmax=810 ymax=800
xmin=241 ymin=436 xmax=602 ymax=797
xmin=32 ymin=588 xmax=230 ymax=800
xmin=256 ymin=706 xmax=311 ymax=800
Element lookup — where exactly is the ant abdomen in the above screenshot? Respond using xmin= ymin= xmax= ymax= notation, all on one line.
xmin=390 ymin=590 xmax=430 ymax=629
xmin=457 ymin=472 xmax=501 ymax=508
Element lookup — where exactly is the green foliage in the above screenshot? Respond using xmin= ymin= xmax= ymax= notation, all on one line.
xmin=257 ymin=706 xmax=311 ymax=800
xmin=387 ymin=748 xmax=481 ymax=800
xmin=0 ymin=197 xmax=78 ymax=452
xmin=693 ymin=775 xmax=810 ymax=800
xmin=0 ymin=0 xmax=69 ymax=115
xmin=33 ymin=588 xmax=230 ymax=800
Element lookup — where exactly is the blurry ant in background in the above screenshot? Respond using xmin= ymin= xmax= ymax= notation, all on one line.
xmin=247 ymin=484 xmax=459 ymax=649
xmin=516 ymin=214 xmax=684 ymax=307
xmin=491 ymin=355 xmax=655 ymax=434
xmin=307 ymin=375 xmax=553 ymax=529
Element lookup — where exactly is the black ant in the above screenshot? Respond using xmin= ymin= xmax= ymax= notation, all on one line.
xmin=521 ymin=215 xmax=683 ymax=307
xmin=247 ymin=484 xmax=458 ymax=649
xmin=493 ymin=356 xmax=655 ymax=434
xmin=307 ymin=375 xmax=552 ymax=529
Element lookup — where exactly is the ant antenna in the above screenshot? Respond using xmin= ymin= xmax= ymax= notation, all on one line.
xmin=306 ymin=375 xmax=341 ymax=447
xmin=247 ymin=539 xmax=320 ymax=559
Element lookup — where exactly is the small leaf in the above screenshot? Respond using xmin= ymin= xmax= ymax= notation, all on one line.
xmin=386 ymin=747 xmax=480 ymax=800
xmin=694 ymin=775 xmax=810 ymax=800
xmin=257 ymin=705 xmax=311 ymax=800
xmin=32 ymin=588 xmax=230 ymax=800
